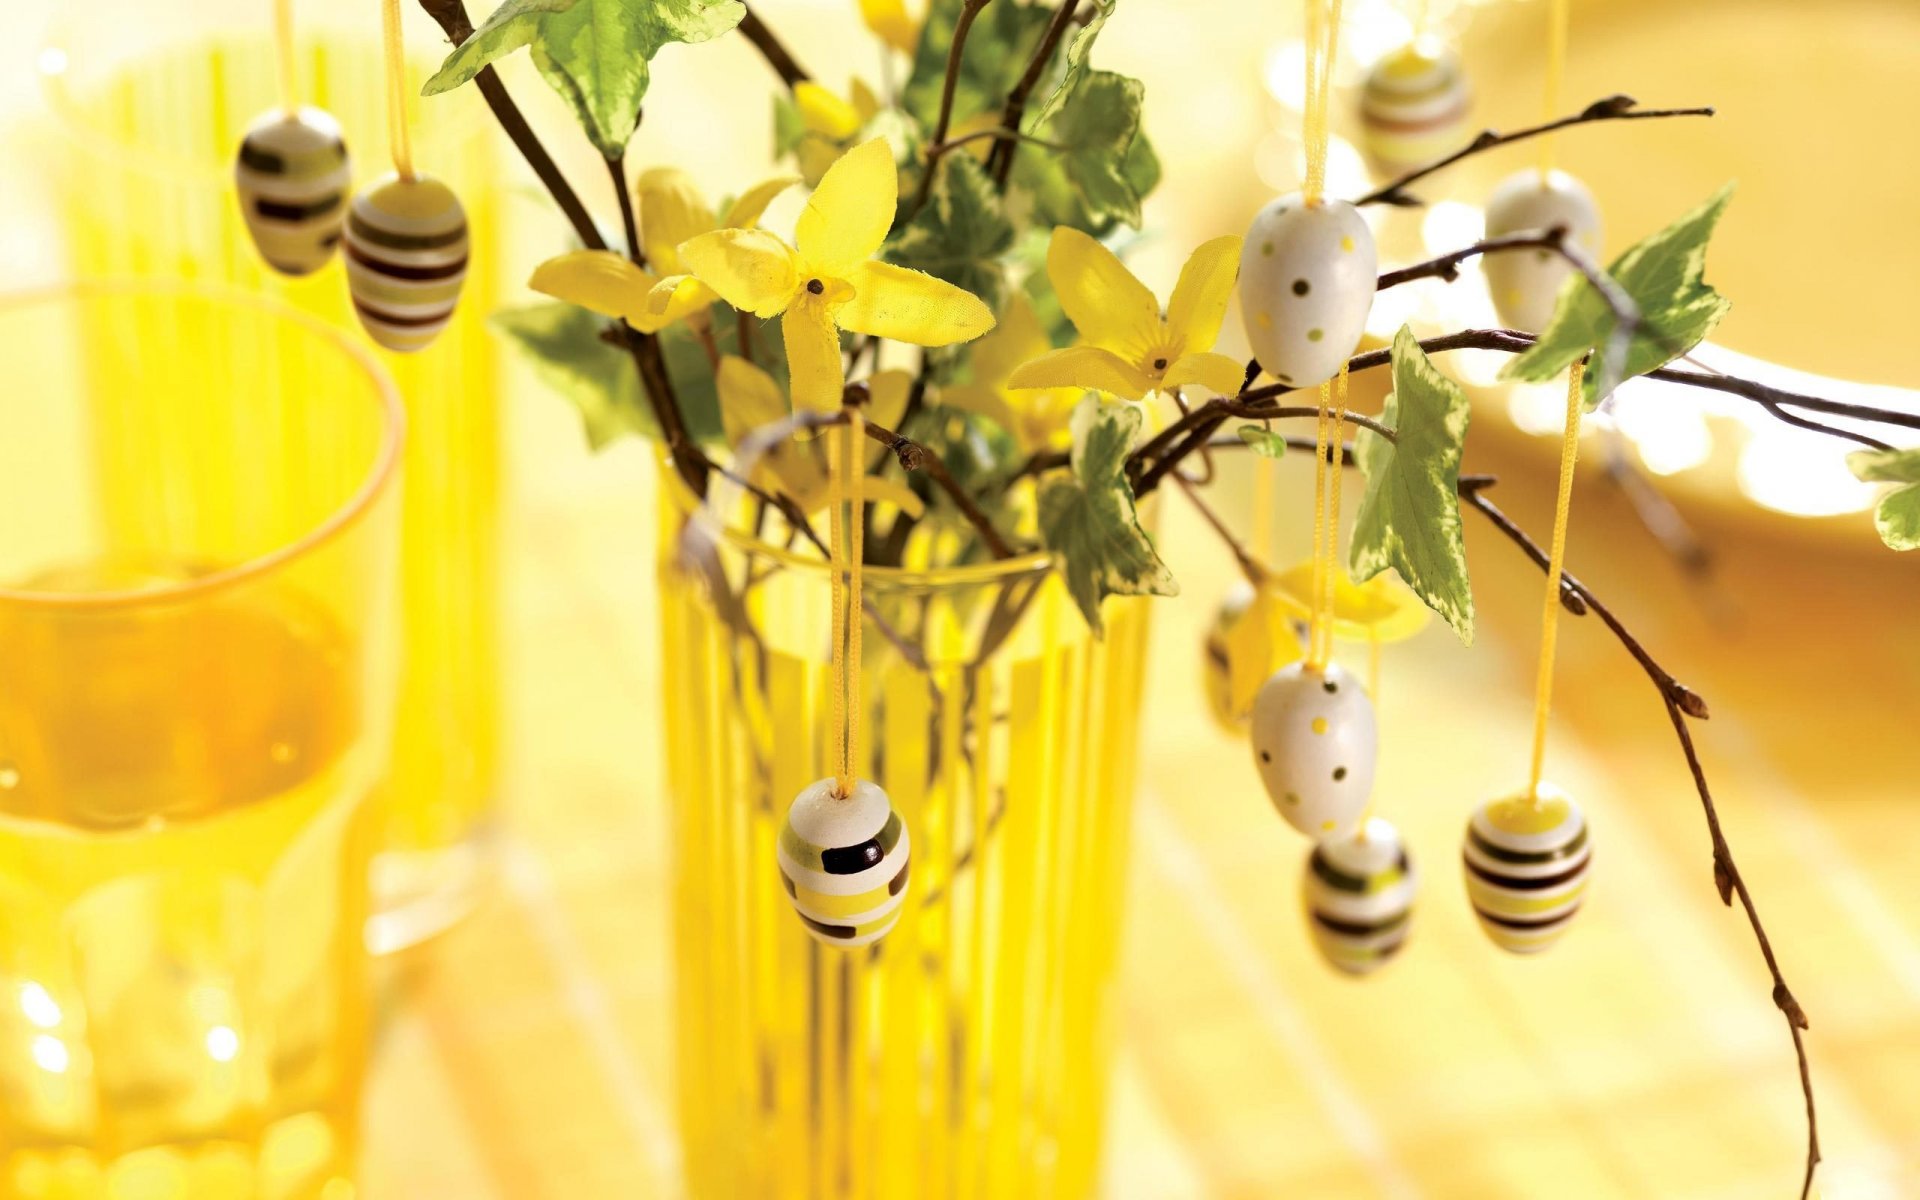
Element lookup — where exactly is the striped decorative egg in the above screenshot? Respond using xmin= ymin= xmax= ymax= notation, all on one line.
xmin=1462 ymin=783 xmax=1591 ymax=954
xmin=1482 ymin=169 xmax=1603 ymax=333
xmin=1202 ymin=580 xmax=1258 ymax=732
xmin=343 ymin=172 xmax=469 ymax=353
xmin=1250 ymin=660 xmax=1376 ymax=840
xmin=1359 ymin=40 xmax=1472 ymax=173
xmin=1302 ymin=817 xmax=1416 ymax=975
xmin=778 ymin=778 xmax=911 ymax=948
xmin=1238 ymin=195 xmax=1377 ymax=390
xmin=233 ymin=107 xmax=350 ymax=276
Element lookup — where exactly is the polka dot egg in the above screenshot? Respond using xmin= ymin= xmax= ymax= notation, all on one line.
xmin=1359 ymin=40 xmax=1471 ymax=173
xmin=779 ymin=778 xmax=911 ymax=948
xmin=343 ymin=172 xmax=469 ymax=353
xmin=1250 ymin=660 xmax=1376 ymax=839
xmin=1482 ymin=169 xmax=1603 ymax=334
xmin=233 ymin=106 xmax=350 ymax=277
xmin=1302 ymin=816 xmax=1416 ymax=975
xmin=1238 ymin=196 xmax=1377 ymax=390
xmin=1462 ymin=783 xmax=1591 ymax=954
xmin=1202 ymin=580 xmax=1258 ymax=732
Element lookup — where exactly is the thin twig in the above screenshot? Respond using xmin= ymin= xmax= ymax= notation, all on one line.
xmin=738 ymin=5 xmax=809 ymax=87
xmin=986 ymin=0 xmax=1081 ymax=187
xmin=1354 ymin=95 xmax=1716 ymax=208
xmin=608 ymin=155 xmax=643 ymax=267
xmin=907 ymin=0 xmax=993 ymax=219
xmin=1173 ymin=473 xmax=1262 ymax=583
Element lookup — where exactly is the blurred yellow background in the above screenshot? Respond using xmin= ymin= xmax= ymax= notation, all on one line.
xmin=4 ymin=0 xmax=1918 ymax=1196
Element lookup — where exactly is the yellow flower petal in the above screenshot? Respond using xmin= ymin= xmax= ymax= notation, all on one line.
xmin=797 ymin=138 xmax=843 ymax=189
xmin=850 ymin=78 xmax=883 ymax=124
xmin=636 ymin=167 xmax=715 ymax=275
xmin=796 ymin=137 xmax=898 ymax=277
xmin=722 ymin=176 xmax=800 ymax=230
xmin=1047 ymin=226 xmax=1161 ymax=360
xmin=804 ymin=472 xmax=926 ymax=520
xmin=1165 ymin=235 xmax=1243 ymax=355
xmin=1266 ymin=561 xmax=1432 ymax=643
xmin=678 ymin=228 xmax=800 ymax=318
xmin=837 ymin=260 xmax=995 ymax=347
xmin=1162 ymin=351 xmax=1247 ymax=397
xmin=796 ymin=81 xmax=863 ymax=140
xmin=717 ymin=355 xmax=829 ymax=506
xmin=783 ymin=297 xmax=847 ymax=413
xmin=627 ymin=274 xmax=717 ymax=333
xmin=858 ymin=0 xmax=919 ymax=56
xmin=865 ymin=368 xmax=914 ymax=432
xmin=970 ymin=293 xmax=1053 ymax=388
xmin=944 ymin=382 xmax=1019 ymax=439
xmin=528 ymin=249 xmax=660 ymax=325
xmin=1008 ymin=345 xmax=1154 ymax=401
xmin=1226 ymin=589 xmax=1304 ymax=718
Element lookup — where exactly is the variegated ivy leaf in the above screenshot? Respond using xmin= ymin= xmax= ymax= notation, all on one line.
xmin=1349 ymin=326 xmax=1475 ymax=642
xmin=1238 ymin=425 xmax=1288 ymax=458
xmin=425 ymin=0 xmax=744 ymax=158
xmin=1847 ymin=446 xmax=1920 ymax=551
xmin=903 ymin=0 xmax=1054 ymax=131
xmin=885 ymin=154 xmax=1015 ymax=312
xmin=1506 ymin=183 xmax=1735 ymax=408
xmin=1039 ymin=397 xmax=1176 ymax=634
xmin=1030 ymin=0 xmax=1116 ymax=128
xmin=1030 ymin=70 xmax=1153 ymax=229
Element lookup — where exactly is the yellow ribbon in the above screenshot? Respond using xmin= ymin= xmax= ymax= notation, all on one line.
xmin=1301 ymin=0 xmax=1346 ymax=206
xmin=1538 ymin=0 xmax=1570 ymax=180
xmin=829 ymin=413 xmax=867 ymax=797
xmin=1526 ymin=360 xmax=1584 ymax=804
xmin=1307 ymin=363 xmax=1351 ymax=672
xmin=381 ymin=0 xmax=416 ymax=180
xmin=274 ymin=0 xmax=298 ymax=114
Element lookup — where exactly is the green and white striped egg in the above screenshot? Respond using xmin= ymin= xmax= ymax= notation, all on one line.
xmin=343 ymin=172 xmax=469 ymax=353
xmin=1250 ymin=660 xmax=1377 ymax=840
xmin=779 ymin=778 xmax=911 ymax=948
xmin=1482 ymin=169 xmax=1603 ymax=333
xmin=1463 ymin=784 xmax=1591 ymax=954
xmin=1238 ymin=195 xmax=1377 ymax=390
xmin=1359 ymin=40 xmax=1471 ymax=173
xmin=233 ymin=106 xmax=350 ymax=276
xmin=1302 ymin=817 xmax=1416 ymax=975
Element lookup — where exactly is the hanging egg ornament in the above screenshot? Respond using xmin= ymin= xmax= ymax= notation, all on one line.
xmin=1303 ymin=817 xmax=1416 ymax=975
xmin=1358 ymin=41 xmax=1471 ymax=173
xmin=1250 ymin=660 xmax=1376 ymax=839
xmin=1482 ymin=169 xmax=1603 ymax=333
xmin=1238 ymin=196 xmax=1378 ymax=390
xmin=778 ymin=778 xmax=911 ymax=948
xmin=1203 ymin=580 xmax=1258 ymax=731
xmin=1462 ymin=783 xmax=1591 ymax=954
xmin=343 ymin=172 xmax=469 ymax=352
xmin=233 ymin=107 xmax=350 ymax=276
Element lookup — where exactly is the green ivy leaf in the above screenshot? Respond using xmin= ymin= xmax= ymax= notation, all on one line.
xmin=903 ymin=0 xmax=1054 ymax=131
xmin=1039 ymin=397 xmax=1177 ymax=634
xmin=1238 ymin=425 xmax=1288 ymax=458
xmin=1030 ymin=0 xmax=1116 ymax=127
xmin=885 ymin=155 xmax=1015 ymax=311
xmin=1846 ymin=446 xmax=1920 ymax=551
xmin=1033 ymin=70 xmax=1151 ymax=228
xmin=1350 ymin=325 xmax=1475 ymax=642
xmin=1506 ymin=182 xmax=1736 ymax=408
xmin=425 ymin=0 xmax=744 ymax=158
xmin=494 ymin=303 xmax=651 ymax=450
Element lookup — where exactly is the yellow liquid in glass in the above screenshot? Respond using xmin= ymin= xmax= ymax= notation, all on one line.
xmin=659 ymin=508 xmax=1152 ymax=1199
xmin=53 ymin=36 xmax=501 ymax=935
xmin=0 ymin=560 xmax=374 ymax=1200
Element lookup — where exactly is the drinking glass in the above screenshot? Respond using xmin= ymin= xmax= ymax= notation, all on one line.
xmin=0 ymin=280 xmax=403 ymax=1199
xmin=39 ymin=0 xmax=502 ymax=951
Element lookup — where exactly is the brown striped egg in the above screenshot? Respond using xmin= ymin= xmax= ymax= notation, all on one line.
xmin=233 ymin=107 xmax=350 ymax=276
xmin=1359 ymin=40 xmax=1471 ymax=173
xmin=1303 ymin=817 xmax=1416 ymax=975
xmin=343 ymin=172 xmax=469 ymax=353
xmin=1462 ymin=783 xmax=1590 ymax=954
xmin=1238 ymin=196 xmax=1377 ymax=390
xmin=1250 ymin=660 xmax=1376 ymax=840
xmin=779 ymin=778 xmax=911 ymax=948
xmin=1482 ymin=169 xmax=1603 ymax=333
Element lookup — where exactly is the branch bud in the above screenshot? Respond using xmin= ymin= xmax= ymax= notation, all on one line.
xmin=1773 ymin=983 xmax=1810 ymax=1031
xmin=1673 ymin=685 xmax=1711 ymax=720
xmin=1712 ymin=855 xmax=1734 ymax=906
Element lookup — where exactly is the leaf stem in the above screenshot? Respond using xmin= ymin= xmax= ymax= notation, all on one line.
xmin=738 ymin=5 xmax=809 ymax=87
xmin=986 ymin=0 xmax=1081 ymax=187
xmin=907 ymin=0 xmax=995 ymax=220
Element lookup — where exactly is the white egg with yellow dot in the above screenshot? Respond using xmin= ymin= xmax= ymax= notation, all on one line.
xmin=1202 ymin=580 xmax=1258 ymax=732
xmin=779 ymin=777 xmax=911 ymax=948
xmin=1303 ymin=816 xmax=1416 ymax=975
xmin=1462 ymin=783 xmax=1590 ymax=954
xmin=1238 ymin=196 xmax=1377 ymax=390
xmin=1482 ymin=169 xmax=1603 ymax=334
xmin=1250 ymin=660 xmax=1376 ymax=839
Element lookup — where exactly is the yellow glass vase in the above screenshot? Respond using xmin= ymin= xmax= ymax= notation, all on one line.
xmin=39 ymin=0 xmax=501 ymax=952
xmin=0 ymin=281 xmax=402 ymax=1199
xmin=658 ymin=482 xmax=1153 ymax=1200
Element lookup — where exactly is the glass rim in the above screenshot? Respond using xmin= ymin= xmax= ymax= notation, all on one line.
xmin=0 ymin=278 xmax=406 ymax=613
xmin=663 ymin=461 xmax=1059 ymax=590
xmin=36 ymin=16 xmax=487 ymax=188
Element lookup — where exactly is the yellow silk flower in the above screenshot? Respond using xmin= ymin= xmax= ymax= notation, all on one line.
xmin=1009 ymin=228 xmax=1246 ymax=402
xmin=679 ymin=138 xmax=996 ymax=413
xmin=794 ymin=79 xmax=882 ymax=186
xmin=858 ymin=0 xmax=918 ymax=56
xmin=717 ymin=354 xmax=924 ymax=517
xmin=1266 ymin=562 xmax=1431 ymax=643
xmin=945 ymin=293 xmax=1078 ymax=453
xmin=528 ymin=169 xmax=797 ymax=333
